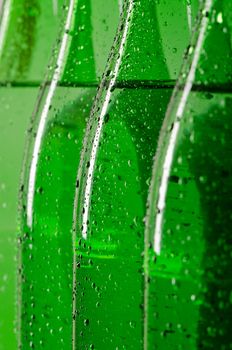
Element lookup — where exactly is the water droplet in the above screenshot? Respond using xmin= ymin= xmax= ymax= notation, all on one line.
xmin=84 ymin=319 xmax=89 ymax=326
xmin=216 ymin=12 xmax=223 ymax=24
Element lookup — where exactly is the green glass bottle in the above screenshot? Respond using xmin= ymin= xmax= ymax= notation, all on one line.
xmin=145 ymin=0 xmax=232 ymax=348
xmin=0 ymin=2 xmax=63 ymax=349
xmin=18 ymin=0 xmax=119 ymax=349
xmin=72 ymin=0 xmax=197 ymax=348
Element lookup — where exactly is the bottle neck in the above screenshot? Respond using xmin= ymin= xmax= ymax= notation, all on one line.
xmin=0 ymin=0 xmax=66 ymax=83
xmin=61 ymin=0 xmax=96 ymax=84
xmin=117 ymin=0 xmax=169 ymax=82
xmin=185 ymin=0 xmax=232 ymax=88
xmin=60 ymin=0 xmax=120 ymax=85
xmin=116 ymin=0 xmax=198 ymax=83
xmin=0 ymin=0 xmax=40 ymax=81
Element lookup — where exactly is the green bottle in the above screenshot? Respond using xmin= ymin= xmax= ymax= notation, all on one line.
xmin=72 ymin=0 xmax=197 ymax=348
xmin=0 ymin=2 xmax=62 ymax=349
xmin=145 ymin=0 xmax=232 ymax=348
xmin=18 ymin=0 xmax=119 ymax=349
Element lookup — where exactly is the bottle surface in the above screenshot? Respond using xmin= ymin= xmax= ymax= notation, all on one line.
xmin=72 ymin=0 xmax=197 ymax=348
xmin=0 ymin=1 xmax=63 ymax=349
xmin=145 ymin=0 xmax=232 ymax=348
xmin=18 ymin=1 xmax=120 ymax=349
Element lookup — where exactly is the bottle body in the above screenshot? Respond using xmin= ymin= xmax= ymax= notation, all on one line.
xmin=145 ymin=0 xmax=232 ymax=348
xmin=74 ymin=80 xmax=172 ymax=349
xmin=73 ymin=0 xmax=197 ymax=348
xmin=19 ymin=1 xmax=120 ymax=349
